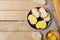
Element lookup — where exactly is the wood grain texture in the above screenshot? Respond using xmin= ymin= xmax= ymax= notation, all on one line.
xmin=0 ymin=21 xmax=36 ymax=32
xmin=0 ymin=0 xmax=58 ymax=40
xmin=0 ymin=32 xmax=35 ymax=40
xmin=0 ymin=11 xmax=28 ymax=20
xmin=0 ymin=0 xmax=31 ymax=1
xmin=53 ymin=0 xmax=60 ymax=26
xmin=0 ymin=1 xmax=41 ymax=32
xmin=0 ymin=0 xmax=55 ymax=32
xmin=0 ymin=1 xmax=41 ymax=11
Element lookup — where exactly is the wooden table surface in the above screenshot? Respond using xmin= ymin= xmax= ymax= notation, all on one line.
xmin=0 ymin=0 xmax=59 ymax=40
xmin=53 ymin=0 xmax=60 ymax=26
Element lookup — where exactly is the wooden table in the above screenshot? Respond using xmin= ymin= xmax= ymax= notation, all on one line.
xmin=0 ymin=0 xmax=59 ymax=40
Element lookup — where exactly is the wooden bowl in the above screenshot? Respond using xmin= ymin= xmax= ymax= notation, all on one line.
xmin=45 ymin=29 xmax=60 ymax=40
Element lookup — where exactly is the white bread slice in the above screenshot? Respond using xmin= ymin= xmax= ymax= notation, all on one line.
xmin=44 ymin=14 xmax=50 ymax=21
xmin=39 ymin=7 xmax=48 ymax=18
xmin=32 ymin=8 xmax=40 ymax=18
xmin=33 ymin=0 xmax=46 ymax=5
xmin=31 ymin=32 xmax=42 ymax=39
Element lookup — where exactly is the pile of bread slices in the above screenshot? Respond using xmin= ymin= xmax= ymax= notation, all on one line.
xmin=27 ymin=7 xmax=51 ymax=29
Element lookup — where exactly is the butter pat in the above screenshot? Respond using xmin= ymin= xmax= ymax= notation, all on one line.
xmin=48 ymin=33 xmax=57 ymax=40
xmin=28 ymin=15 xmax=37 ymax=24
xmin=36 ymin=20 xmax=46 ymax=29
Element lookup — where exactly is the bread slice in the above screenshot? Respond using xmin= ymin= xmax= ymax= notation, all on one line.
xmin=33 ymin=0 xmax=46 ymax=5
xmin=31 ymin=32 xmax=42 ymax=40
xmin=32 ymin=8 xmax=40 ymax=18
xmin=44 ymin=14 xmax=50 ymax=21
xmin=39 ymin=7 xmax=48 ymax=18
xmin=28 ymin=15 xmax=37 ymax=24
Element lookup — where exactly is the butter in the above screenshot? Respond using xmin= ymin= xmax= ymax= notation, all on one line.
xmin=48 ymin=33 xmax=57 ymax=40
xmin=28 ymin=15 xmax=37 ymax=24
xmin=36 ymin=20 xmax=46 ymax=29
